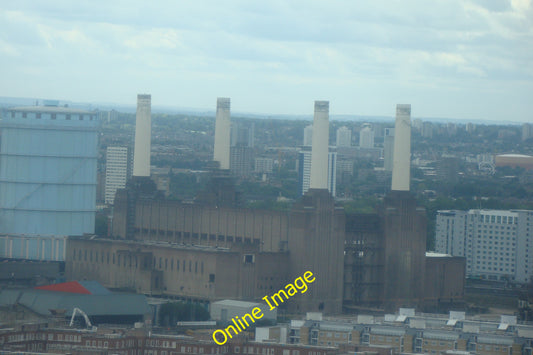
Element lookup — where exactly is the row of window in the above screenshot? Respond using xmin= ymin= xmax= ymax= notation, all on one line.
xmin=135 ymin=228 xmax=262 ymax=245
xmin=72 ymin=248 xmax=211 ymax=278
xmin=479 ymin=215 xmax=518 ymax=224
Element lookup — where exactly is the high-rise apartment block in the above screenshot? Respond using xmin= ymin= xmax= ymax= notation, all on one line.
xmin=303 ymin=124 xmax=313 ymax=146
xmin=229 ymin=121 xmax=254 ymax=177
xmin=298 ymin=148 xmax=336 ymax=197
xmin=359 ymin=123 xmax=374 ymax=149
xmin=435 ymin=209 xmax=533 ymax=283
xmin=523 ymin=123 xmax=533 ymax=141
xmin=383 ymin=128 xmax=395 ymax=172
xmin=254 ymin=158 xmax=274 ymax=174
xmin=336 ymin=126 xmax=352 ymax=147
xmin=105 ymin=146 xmax=132 ymax=205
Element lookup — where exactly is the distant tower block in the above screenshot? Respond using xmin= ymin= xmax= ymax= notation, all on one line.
xmin=214 ymin=97 xmax=231 ymax=170
xmin=310 ymin=100 xmax=329 ymax=190
xmin=133 ymin=94 xmax=152 ymax=177
xmin=391 ymin=104 xmax=411 ymax=191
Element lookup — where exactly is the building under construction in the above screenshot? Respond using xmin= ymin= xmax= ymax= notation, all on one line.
xmin=66 ymin=98 xmax=464 ymax=314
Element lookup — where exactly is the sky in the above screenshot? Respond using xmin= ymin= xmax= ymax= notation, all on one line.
xmin=0 ymin=0 xmax=532 ymax=122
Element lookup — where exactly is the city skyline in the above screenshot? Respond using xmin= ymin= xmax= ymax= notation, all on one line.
xmin=0 ymin=1 xmax=532 ymax=123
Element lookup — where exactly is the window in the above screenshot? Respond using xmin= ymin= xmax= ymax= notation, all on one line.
xmin=51 ymin=113 xmax=56 ymax=120
xmin=66 ymin=114 xmax=71 ymax=120
xmin=209 ymin=274 xmax=215 ymax=282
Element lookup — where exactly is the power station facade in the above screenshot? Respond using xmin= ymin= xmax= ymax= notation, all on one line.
xmin=65 ymin=99 xmax=465 ymax=314
xmin=0 ymin=104 xmax=99 ymax=260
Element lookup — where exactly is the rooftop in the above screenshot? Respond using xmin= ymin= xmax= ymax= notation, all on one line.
xmin=8 ymin=106 xmax=95 ymax=114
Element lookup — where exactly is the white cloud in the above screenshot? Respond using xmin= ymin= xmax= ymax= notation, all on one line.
xmin=0 ymin=0 xmax=531 ymax=121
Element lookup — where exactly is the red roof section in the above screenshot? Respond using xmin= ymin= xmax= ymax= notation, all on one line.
xmin=35 ymin=281 xmax=92 ymax=294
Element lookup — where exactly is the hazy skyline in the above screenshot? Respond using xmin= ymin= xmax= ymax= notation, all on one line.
xmin=1 ymin=0 xmax=532 ymax=122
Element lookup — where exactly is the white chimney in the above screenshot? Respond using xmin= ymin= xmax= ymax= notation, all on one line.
xmin=391 ymin=104 xmax=411 ymax=191
xmin=213 ymin=97 xmax=231 ymax=170
xmin=133 ymin=94 xmax=151 ymax=177
xmin=309 ymin=100 xmax=329 ymax=190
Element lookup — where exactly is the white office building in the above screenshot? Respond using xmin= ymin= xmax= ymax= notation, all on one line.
xmin=435 ymin=209 xmax=533 ymax=283
xmin=105 ymin=146 xmax=131 ymax=205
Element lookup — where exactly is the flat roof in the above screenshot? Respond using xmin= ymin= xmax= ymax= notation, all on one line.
xmin=8 ymin=106 xmax=95 ymax=114
xmin=211 ymin=299 xmax=262 ymax=308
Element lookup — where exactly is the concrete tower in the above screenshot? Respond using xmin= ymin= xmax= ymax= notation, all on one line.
xmin=391 ymin=104 xmax=411 ymax=191
xmin=381 ymin=104 xmax=426 ymax=309
xmin=133 ymin=94 xmax=151 ymax=177
xmin=213 ymin=97 xmax=231 ymax=170
xmin=309 ymin=101 xmax=329 ymax=190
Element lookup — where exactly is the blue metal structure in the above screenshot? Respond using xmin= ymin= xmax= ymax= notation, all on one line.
xmin=0 ymin=105 xmax=98 ymax=256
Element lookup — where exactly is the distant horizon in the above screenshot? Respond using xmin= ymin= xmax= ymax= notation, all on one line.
xmin=0 ymin=95 xmax=526 ymax=126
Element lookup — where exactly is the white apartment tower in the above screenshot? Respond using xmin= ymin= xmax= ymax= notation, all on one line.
xmin=105 ymin=146 xmax=131 ymax=205
xmin=298 ymin=148 xmax=337 ymax=197
xmin=359 ymin=123 xmax=374 ymax=149
xmin=336 ymin=126 xmax=352 ymax=147
xmin=303 ymin=124 xmax=313 ymax=147
xmin=435 ymin=209 xmax=533 ymax=283
xmin=383 ymin=128 xmax=395 ymax=172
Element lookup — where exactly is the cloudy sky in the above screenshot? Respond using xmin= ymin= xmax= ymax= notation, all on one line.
xmin=1 ymin=0 xmax=532 ymax=122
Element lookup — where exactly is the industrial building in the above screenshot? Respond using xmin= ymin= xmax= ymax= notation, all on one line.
xmin=0 ymin=280 xmax=151 ymax=326
xmin=66 ymin=99 xmax=464 ymax=314
xmin=495 ymin=154 xmax=533 ymax=170
xmin=435 ymin=209 xmax=533 ymax=283
xmin=0 ymin=102 xmax=99 ymax=261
